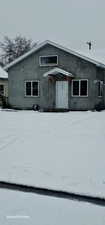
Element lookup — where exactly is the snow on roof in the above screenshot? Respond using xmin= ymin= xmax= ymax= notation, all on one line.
xmin=4 ymin=40 xmax=105 ymax=70
xmin=0 ymin=66 xmax=8 ymax=78
xmin=43 ymin=67 xmax=74 ymax=77
xmin=77 ymin=48 xmax=105 ymax=67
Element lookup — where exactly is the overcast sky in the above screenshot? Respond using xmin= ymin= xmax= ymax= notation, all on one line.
xmin=0 ymin=0 xmax=105 ymax=52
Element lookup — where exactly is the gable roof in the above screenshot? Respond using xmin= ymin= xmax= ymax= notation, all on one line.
xmin=4 ymin=40 xmax=105 ymax=70
xmin=0 ymin=66 xmax=8 ymax=79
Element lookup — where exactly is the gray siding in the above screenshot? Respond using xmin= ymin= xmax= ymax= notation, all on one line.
xmin=8 ymin=43 xmax=105 ymax=110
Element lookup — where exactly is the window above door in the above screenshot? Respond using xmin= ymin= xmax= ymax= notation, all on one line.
xmin=39 ymin=55 xmax=58 ymax=66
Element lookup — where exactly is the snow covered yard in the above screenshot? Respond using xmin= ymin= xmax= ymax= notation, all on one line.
xmin=0 ymin=110 xmax=105 ymax=198
xmin=0 ymin=189 xmax=105 ymax=225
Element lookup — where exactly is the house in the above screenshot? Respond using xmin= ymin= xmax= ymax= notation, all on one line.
xmin=0 ymin=66 xmax=8 ymax=106
xmin=4 ymin=40 xmax=105 ymax=111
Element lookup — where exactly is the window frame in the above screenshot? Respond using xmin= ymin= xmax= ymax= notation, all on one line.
xmin=25 ymin=80 xmax=40 ymax=97
xmin=39 ymin=55 xmax=58 ymax=66
xmin=98 ymin=81 xmax=103 ymax=97
xmin=72 ymin=79 xmax=88 ymax=97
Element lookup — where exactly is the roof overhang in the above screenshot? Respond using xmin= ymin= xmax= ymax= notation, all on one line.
xmin=43 ymin=68 xmax=74 ymax=78
xmin=0 ymin=66 xmax=8 ymax=78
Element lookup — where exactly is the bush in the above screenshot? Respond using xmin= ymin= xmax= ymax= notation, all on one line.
xmin=95 ymin=102 xmax=105 ymax=111
xmin=33 ymin=104 xmax=40 ymax=111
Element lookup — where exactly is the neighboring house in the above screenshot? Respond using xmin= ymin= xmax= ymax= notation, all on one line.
xmin=4 ymin=40 xmax=105 ymax=111
xmin=0 ymin=66 xmax=8 ymax=106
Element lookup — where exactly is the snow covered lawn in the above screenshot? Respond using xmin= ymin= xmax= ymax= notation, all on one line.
xmin=0 ymin=110 xmax=105 ymax=198
xmin=0 ymin=189 xmax=105 ymax=225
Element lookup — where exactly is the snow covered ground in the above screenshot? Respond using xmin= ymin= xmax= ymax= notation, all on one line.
xmin=0 ymin=189 xmax=105 ymax=225
xmin=0 ymin=110 xmax=105 ymax=198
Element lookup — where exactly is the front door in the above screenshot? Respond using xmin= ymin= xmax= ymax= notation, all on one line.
xmin=56 ymin=81 xmax=68 ymax=108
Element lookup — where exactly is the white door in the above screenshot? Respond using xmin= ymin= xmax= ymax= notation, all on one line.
xmin=56 ymin=81 xmax=68 ymax=108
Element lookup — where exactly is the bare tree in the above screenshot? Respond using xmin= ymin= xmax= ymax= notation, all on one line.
xmin=0 ymin=35 xmax=37 ymax=66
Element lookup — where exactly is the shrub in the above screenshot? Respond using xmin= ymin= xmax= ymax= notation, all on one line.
xmin=95 ymin=102 xmax=105 ymax=111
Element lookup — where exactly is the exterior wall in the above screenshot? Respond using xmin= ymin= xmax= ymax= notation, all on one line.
xmin=0 ymin=78 xmax=8 ymax=97
xmin=0 ymin=78 xmax=8 ymax=106
xmin=8 ymin=43 xmax=105 ymax=110
xmin=103 ymin=70 xmax=105 ymax=106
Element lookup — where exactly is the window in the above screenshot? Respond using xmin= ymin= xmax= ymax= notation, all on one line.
xmin=0 ymin=84 xmax=4 ymax=95
xmin=80 ymin=80 xmax=88 ymax=96
xmin=98 ymin=81 xmax=103 ymax=97
xmin=25 ymin=81 xmax=39 ymax=97
xmin=72 ymin=80 xmax=88 ymax=97
xmin=40 ymin=55 xmax=58 ymax=66
xmin=72 ymin=80 xmax=79 ymax=96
